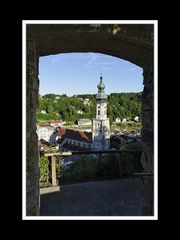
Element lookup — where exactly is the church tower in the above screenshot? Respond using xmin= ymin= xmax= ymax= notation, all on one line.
xmin=92 ymin=75 xmax=110 ymax=150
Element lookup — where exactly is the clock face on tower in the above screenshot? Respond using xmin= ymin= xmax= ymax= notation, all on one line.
xmin=102 ymin=126 xmax=108 ymax=132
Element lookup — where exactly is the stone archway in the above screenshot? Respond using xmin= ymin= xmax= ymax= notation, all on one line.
xmin=26 ymin=24 xmax=154 ymax=216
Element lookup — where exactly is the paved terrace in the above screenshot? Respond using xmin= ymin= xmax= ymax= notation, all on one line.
xmin=40 ymin=178 xmax=143 ymax=216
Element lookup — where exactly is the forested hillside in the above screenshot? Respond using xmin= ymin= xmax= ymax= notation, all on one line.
xmin=36 ymin=92 xmax=142 ymax=124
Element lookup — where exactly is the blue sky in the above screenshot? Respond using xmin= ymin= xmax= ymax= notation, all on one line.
xmin=39 ymin=52 xmax=143 ymax=96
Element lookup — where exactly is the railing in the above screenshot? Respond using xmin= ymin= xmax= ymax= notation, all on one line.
xmin=44 ymin=149 xmax=144 ymax=186
xmin=132 ymin=172 xmax=154 ymax=180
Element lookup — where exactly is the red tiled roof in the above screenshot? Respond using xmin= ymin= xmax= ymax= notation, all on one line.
xmin=38 ymin=139 xmax=57 ymax=147
xmin=38 ymin=139 xmax=50 ymax=147
xmin=37 ymin=124 xmax=54 ymax=128
xmin=48 ymin=120 xmax=64 ymax=123
xmin=56 ymin=128 xmax=92 ymax=143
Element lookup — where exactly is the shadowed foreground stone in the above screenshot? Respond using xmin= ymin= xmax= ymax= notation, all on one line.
xmin=40 ymin=178 xmax=145 ymax=216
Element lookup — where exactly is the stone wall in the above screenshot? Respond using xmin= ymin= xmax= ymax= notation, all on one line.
xmin=32 ymin=24 xmax=153 ymax=67
xmin=140 ymin=65 xmax=154 ymax=215
xmin=141 ymin=65 xmax=154 ymax=172
xmin=26 ymin=30 xmax=39 ymax=216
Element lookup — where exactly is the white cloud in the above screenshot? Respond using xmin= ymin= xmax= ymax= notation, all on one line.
xmin=75 ymin=54 xmax=86 ymax=60
xmin=128 ymin=67 xmax=137 ymax=71
xmin=50 ymin=53 xmax=86 ymax=63
xmin=69 ymin=53 xmax=87 ymax=60
xmin=83 ymin=53 xmax=98 ymax=67
xmin=101 ymin=66 xmax=112 ymax=70
xmin=50 ymin=59 xmax=59 ymax=64
xmin=49 ymin=53 xmax=116 ymax=70
xmin=98 ymin=62 xmax=113 ymax=65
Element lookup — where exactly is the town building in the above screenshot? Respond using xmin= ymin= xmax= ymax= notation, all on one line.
xmin=36 ymin=124 xmax=54 ymax=142
xmin=122 ymin=118 xmax=127 ymax=123
xmin=76 ymin=110 xmax=83 ymax=115
xmin=56 ymin=128 xmax=92 ymax=151
xmin=92 ymin=75 xmax=110 ymax=150
xmin=40 ymin=110 xmax=47 ymax=114
xmin=45 ymin=120 xmax=65 ymax=127
xmin=83 ymin=98 xmax=91 ymax=105
xmin=41 ymin=75 xmax=110 ymax=151
xmin=134 ymin=116 xmax=139 ymax=122
xmin=36 ymin=120 xmax=64 ymax=142
xmin=77 ymin=118 xmax=92 ymax=126
xmin=115 ymin=117 xmax=121 ymax=123
xmin=55 ymin=96 xmax=60 ymax=100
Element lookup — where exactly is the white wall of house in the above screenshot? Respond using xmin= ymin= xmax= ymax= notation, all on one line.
xmin=115 ymin=118 xmax=121 ymax=123
xmin=41 ymin=110 xmax=46 ymax=114
xmin=36 ymin=126 xmax=54 ymax=142
xmin=134 ymin=116 xmax=139 ymax=122
xmin=122 ymin=118 xmax=127 ymax=123
xmin=77 ymin=110 xmax=83 ymax=114
xmin=78 ymin=119 xmax=92 ymax=126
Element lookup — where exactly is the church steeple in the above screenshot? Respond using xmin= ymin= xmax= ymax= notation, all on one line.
xmin=92 ymin=74 xmax=110 ymax=150
xmin=96 ymin=74 xmax=107 ymax=100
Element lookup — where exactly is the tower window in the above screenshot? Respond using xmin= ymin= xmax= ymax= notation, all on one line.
xmin=98 ymin=110 xmax=100 ymax=115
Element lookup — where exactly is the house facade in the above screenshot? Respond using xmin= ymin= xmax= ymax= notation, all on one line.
xmin=56 ymin=128 xmax=93 ymax=151
xmin=36 ymin=125 xmax=54 ymax=142
xmin=78 ymin=118 xmax=92 ymax=126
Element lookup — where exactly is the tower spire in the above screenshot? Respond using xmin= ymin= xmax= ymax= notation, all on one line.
xmin=100 ymin=73 xmax=103 ymax=82
xmin=96 ymin=74 xmax=107 ymax=100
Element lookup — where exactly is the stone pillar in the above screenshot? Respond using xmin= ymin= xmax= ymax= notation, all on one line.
xmin=141 ymin=65 xmax=154 ymax=172
xmin=141 ymin=64 xmax=154 ymax=215
xmin=26 ymin=28 xmax=40 ymax=216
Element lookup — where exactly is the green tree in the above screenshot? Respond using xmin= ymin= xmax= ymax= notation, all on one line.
xmin=39 ymin=156 xmax=50 ymax=182
xmin=37 ymin=92 xmax=142 ymax=123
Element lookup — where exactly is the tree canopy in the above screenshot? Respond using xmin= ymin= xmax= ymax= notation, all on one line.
xmin=36 ymin=92 xmax=142 ymax=124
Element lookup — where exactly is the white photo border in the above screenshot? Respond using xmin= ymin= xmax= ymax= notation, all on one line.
xmin=22 ymin=20 xmax=158 ymax=220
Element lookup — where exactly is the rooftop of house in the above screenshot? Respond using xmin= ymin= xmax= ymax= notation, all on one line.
xmin=38 ymin=139 xmax=58 ymax=147
xmin=38 ymin=139 xmax=51 ymax=147
xmin=56 ymin=128 xmax=92 ymax=143
xmin=47 ymin=120 xmax=64 ymax=123
xmin=78 ymin=118 xmax=92 ymax=122
xmin=37 ymin=124 xmax=54 ymax=128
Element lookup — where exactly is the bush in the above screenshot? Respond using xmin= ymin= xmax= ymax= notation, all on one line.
xmin=56 ymin=157 xmax=64 ymax=176
xmin=120 ymin=141 xmax=143 ymax=151
xmin=59 ymin=143 xmax=144 ymax=183
xmin=39 ymin=155 xmax=64 ymax=184
xmin=39 ymin=156 xmax=50 ymax=182
xmin=120 ymin=142 xmax=144 ymax=176
xmin=96 ymin=154 xmax=120 ymax=178
xmin=62 ymin=156 xmax=98 ymax=181
xmin=62 ymin=154 xmax=121 ymax=181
